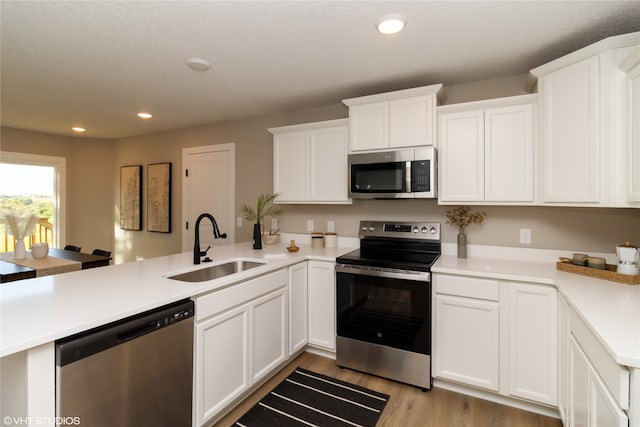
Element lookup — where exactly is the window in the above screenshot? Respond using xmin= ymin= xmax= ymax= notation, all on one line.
xmin=0 ymin=151 xmax=66 ymax=250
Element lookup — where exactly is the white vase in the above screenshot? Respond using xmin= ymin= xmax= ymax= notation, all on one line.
xmin=14 ymin=239 xmax=26 ymax=260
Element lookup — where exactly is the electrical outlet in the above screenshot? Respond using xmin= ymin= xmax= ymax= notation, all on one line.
xmin=236 ymin=216 xmax=243 ymax=227
xmin=520 ymin=228 xmax=532 ymax=244
xmin=327 ymin=220 xmax=335 ymax=233
xmin=307 ymin=220 xmax=314 ymax=231
xmin=271 ymin=218 xmax=278 ymax=230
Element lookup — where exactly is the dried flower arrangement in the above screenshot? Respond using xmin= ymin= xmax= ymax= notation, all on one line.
xmin=3 ymin=213 xmax=38 ymax=240
xmin=445 ymin=206 xmax=486 ymax=233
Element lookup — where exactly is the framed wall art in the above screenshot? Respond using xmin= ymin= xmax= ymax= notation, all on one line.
xmin=147 ymin=162 xmax=171 ymax=233
xmin=120 ymin=165 xmax=142 ymax=230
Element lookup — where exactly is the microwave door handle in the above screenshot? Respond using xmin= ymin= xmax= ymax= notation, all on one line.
xmin=405 ymin=161 xmax=412 ymax=192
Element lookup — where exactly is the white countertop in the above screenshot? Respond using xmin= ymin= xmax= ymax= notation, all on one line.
xmin=433 ymin=254 xmax=640 ymax=369
xmin=0 ymin=241 xmax=357 ymax=358
xmin=3 ymin=242 xmax=639 ymax=370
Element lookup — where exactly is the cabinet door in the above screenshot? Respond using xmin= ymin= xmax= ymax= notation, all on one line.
xmin=252 ymin=288 xmax=288 ymax=384
xmin=629 ymin=73 xmax=640 ymax=202
xmin=309 ymin=126 xmax=349 ymax=202
xmin=273 ymin=132 xmax=309 ymax=201
xmin=570 ymin=336 xmax=590 ymax=427
xmin=558 ymin=295 xmax=570 ymax=425
xmin=592 ymin=369 xmax=628 ymax=427
xmin=307 ymin=261 xmax=336 ymax=350
xmin=289 ymin=262 xmax=308 ymax=355
xmin=506 ymin=283 xmax=557 ymax=405
xmin=485 ymin=104 xmax=534 ymax=202
xmin=348 ymin=102 xmax=389 ymax=152
xmin=195 ymin=304 xmax=250 ymax=426
xmin=540 ymin=56 xmax=600 ymax=202
xmin=438 ymin=110 xmax=485 ymax=202
xmin=390 ymin=95 xmax=436 ymax=148
xmin=434 ymin=294 xmax=499 ymax=391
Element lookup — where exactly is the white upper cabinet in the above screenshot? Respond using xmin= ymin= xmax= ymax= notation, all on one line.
xmin=343 ymin=84 xmax=442 ymax=152
xmin=621 ymin=48 xmax=640 ymax=204
xmin=438 ymin=95 xmax=536 ymax=204
xmin=270 ymin=119 xmax=351 ymax=204
xmin=530 ymin=32 xmax=640 ymax=206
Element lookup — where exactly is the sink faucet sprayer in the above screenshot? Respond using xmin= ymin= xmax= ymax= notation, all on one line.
xmin=193 ymin=213 xmax=227 ymax=264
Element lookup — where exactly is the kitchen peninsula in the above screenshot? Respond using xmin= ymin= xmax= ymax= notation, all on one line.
xmin=1 ymin=239 xmax=639 ymax=426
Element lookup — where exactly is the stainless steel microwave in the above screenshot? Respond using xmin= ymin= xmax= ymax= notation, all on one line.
xmin=348 ymin=147 xmax=437 ymax=199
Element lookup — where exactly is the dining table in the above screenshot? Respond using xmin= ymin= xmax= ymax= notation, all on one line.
xmin=0 ymin=248 xmax=111 ymax=283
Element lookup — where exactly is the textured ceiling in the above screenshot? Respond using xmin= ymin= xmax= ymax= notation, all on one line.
xmin=1 ymin=1 xmax=640 ymax=139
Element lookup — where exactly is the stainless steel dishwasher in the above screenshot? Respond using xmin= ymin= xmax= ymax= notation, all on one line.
xmin=55 ymin=299 xmax=194 ymax=427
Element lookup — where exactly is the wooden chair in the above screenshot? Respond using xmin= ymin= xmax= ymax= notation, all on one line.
xmin=92 ymin=249 xmax=111 ymax=258
xmin=64 ymin=245 xmax=81 ymax=252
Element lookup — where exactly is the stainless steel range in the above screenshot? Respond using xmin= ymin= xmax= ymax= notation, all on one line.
xmin=335 ymin=220 xmax=441 ymax=390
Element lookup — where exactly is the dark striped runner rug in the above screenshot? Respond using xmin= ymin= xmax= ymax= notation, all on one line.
xmin=232 ymin=367 xmax=390 ymax=427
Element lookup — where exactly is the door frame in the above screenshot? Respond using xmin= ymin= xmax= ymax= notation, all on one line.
xmin=181 ymin=143 xmax=236 ymax=251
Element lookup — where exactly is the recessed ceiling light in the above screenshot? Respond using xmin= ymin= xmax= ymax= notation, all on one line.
xmin=376 ymin=14 xmax=406 ymax=35
xmin=72 ymin=127 xmax=86 ymax=133
xmin=186 ymin=57 xmax=212 ymax=71
xmin=137 ymin=112 xmax=153 ymax=119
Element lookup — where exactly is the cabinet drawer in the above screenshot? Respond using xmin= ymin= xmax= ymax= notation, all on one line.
xmin=435 ymin=274 xmax=499 ymax=301
xmin=196 ymin=269 xmax=287 ymax=321
xmin=569 ymin=307 xmax=630 ymax=409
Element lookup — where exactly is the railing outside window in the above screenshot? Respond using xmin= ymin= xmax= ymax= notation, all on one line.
xmin=0 ymin=217 xmax=53 ymax=252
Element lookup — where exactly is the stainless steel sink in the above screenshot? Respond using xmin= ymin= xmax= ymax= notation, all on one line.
xmin=166 ymin=260 xmax=266 ymax=282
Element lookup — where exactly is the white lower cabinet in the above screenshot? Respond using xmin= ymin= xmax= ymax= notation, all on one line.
xmin=252 ymin=288 xmax=288 ymax=384
xmin=433 ymin=273 xmax=557 ymax=407
xmin=570 ymin=336 xmax=628 ymax=427
xmin=435 ymin=293 xmax=500 ymax=390
xmin=194 ymin=269 xmax=288 ymax=426
xmin=195 ymin=305 xmax=250 ymax=425
xmin=506 ymin=282 xmax=557 ymax=405
xmin=288 ymin=262 xmax=308 ymax=355
xmin=307 ymin=260 xmax=336 ymax=351
xmin=564 ymin=302 xmax=629 ymax=427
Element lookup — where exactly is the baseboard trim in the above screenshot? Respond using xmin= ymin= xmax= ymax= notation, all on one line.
xmin=433 ymin=378 xmax=561 ymax=419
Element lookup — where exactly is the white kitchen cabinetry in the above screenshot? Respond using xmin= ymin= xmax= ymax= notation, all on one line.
xmin=288 ymin=262 xmax=308 ymax=355
xmin=621 ymin=48 xmax=640 ymax=204
xmin=433 ymin=273 xmax=557 ymax=407
xmin=270 ymin=119 xmax=350 ymax=204
xmin=438 ymin=95 xmax=536 ymax=204
xmin=251 ymin=287 xmax=288 ymax=384
xmin=505 ymin=282 xmax=557 ymax=405
xmin=307 ymin=260 xmax=336 ymax=351
xmin=435 ymin=287 xmax=500 ymax=390
xmin=194 ymin=269 xmax=288 ymax=426
xmin=343 ymin=84 xmax=442 ymax=152
xmin=530 ymin=33 xmax=640 ymax=206
xmin=564 ymin=304 xmax=629 ymax=427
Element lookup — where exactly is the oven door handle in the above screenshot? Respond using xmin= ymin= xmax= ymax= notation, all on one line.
xmin=335 ymin=264 xmax=430 ymax=282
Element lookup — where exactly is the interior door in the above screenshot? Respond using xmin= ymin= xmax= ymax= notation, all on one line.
xmin=182 ymin=144 xmax=235 ymax=252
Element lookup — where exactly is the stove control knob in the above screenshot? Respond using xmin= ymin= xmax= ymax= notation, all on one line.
xmin=412 ymin=226 xmax=419 ymax=233
xmin=421 ymin=226 xmax=428 ymax=233
xmin=369 ymin=225 xmax=375 ymax=232
xmin=430 ymin=227 xmax=437 ymax=234
xmin=361 ymin=225 xmax=367 ymax=232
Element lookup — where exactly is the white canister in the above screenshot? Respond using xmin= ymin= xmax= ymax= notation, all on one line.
xmin=324 ymin=232 xmax=337 ymax=248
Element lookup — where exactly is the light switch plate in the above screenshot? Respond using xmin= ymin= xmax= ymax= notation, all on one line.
xmin=307 ymin=220 xmax=314 ymax=231
xmin=327 ymin=220 xmax=335 ymax=232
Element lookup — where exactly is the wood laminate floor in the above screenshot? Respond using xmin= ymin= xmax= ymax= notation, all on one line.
xmin=214 ymin=351 xmax=562 ymax=427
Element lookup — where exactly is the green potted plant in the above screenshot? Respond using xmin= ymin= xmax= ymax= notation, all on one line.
xmin=445 ymin=206 xmax=486 ymax=258
xmin=241 ymin=193 xmax=282 ymax=249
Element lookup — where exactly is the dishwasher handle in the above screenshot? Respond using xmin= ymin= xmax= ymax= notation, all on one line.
xmin=117 ymin=319 xmax=162 ymax=342
xmin=56 ymin=299 xmax=194 ymax=367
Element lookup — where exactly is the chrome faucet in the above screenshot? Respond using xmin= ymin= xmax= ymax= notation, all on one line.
xmin=193 ymin=213 xmax=227 ymax=264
